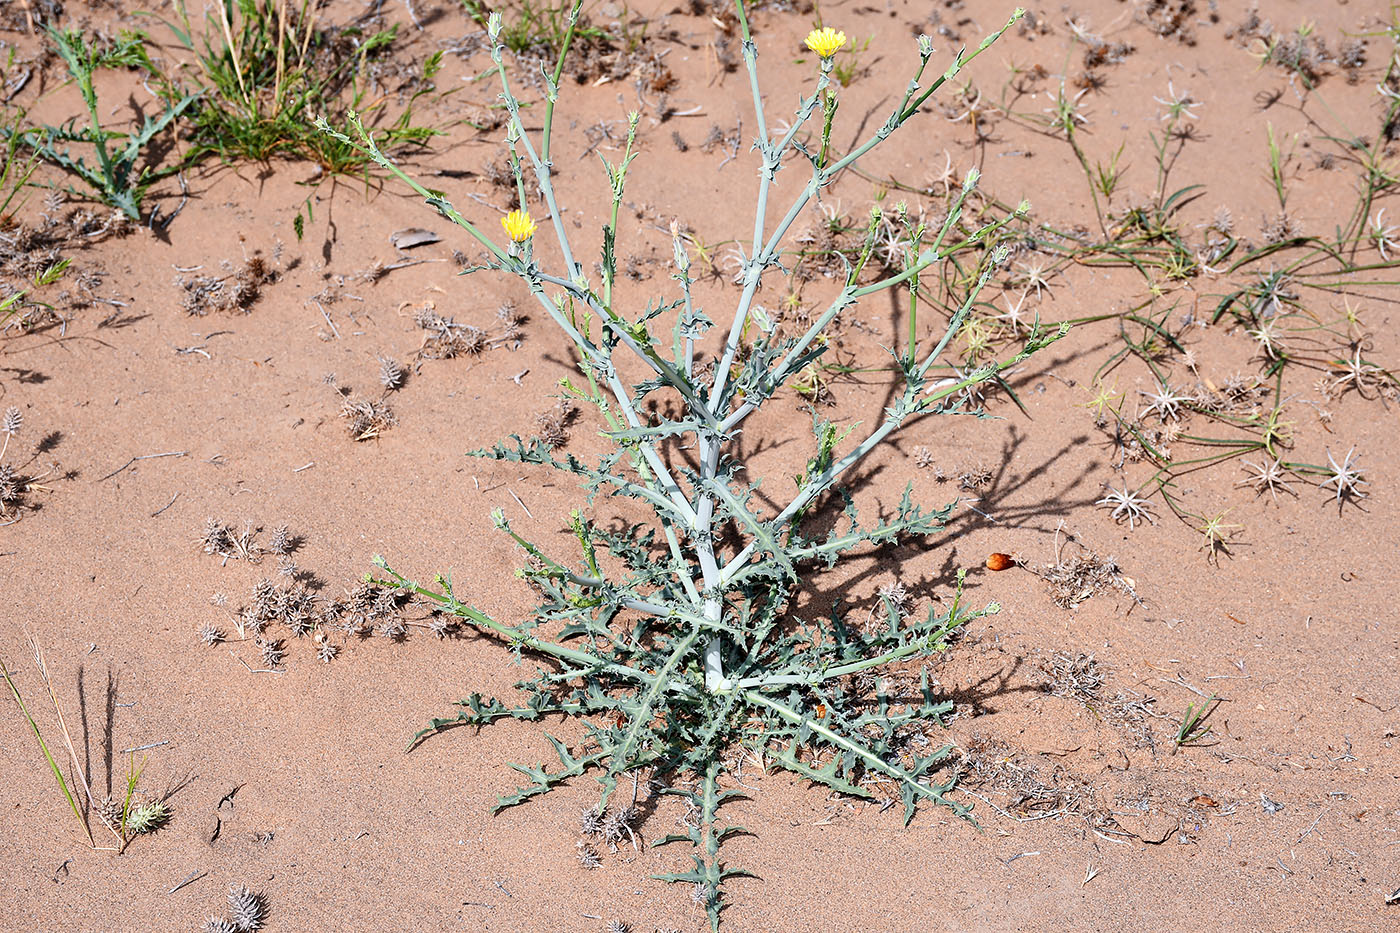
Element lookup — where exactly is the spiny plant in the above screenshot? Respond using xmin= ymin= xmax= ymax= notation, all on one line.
xmin=9 ymin=28 xmax=198 ymax=220
xmin=320 ymin=4 xmax=1061 ymax=927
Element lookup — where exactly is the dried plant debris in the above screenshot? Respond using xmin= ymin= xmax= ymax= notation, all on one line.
xmin=255 ymin=635 xmax=285 ymax=670
xmin=1039 ymin=533 xmax=1140 ymax=609
xmin=339 ymin=395 xmax=396 ymax=440
xmin=203 ymin=571 xmax=453 ymax=664
xmin=1106 ymin=688 xmax=1162 ymax=751
xmin=509 ymin=25 xmax=675 ymax=92
xmin=577 ymin=839 xmax=602 ymax=868
xmin=1227 ymin=9 xmax=1335 ymax=83
xmin=178 ymin=250 xmax=280 ymax=315
xmin=1261 ymin=211 xmax=1302 ymax=244
xmin=0 ymin=196 xmax=127 ymax=333
xmin=1041 ymin=651 xmax=1104 ymax=704
xmin=535 ymin=398 xmax=578 ymax=448
xmin=198 ymin=518 xmax=266 ymax=563
xmin=575 ymin=800 xmax=643 ymax=871
xmin=0 ymin=406 xmax=50 ymax=518
xmin=413 ymin=300 xmax=524 ymax=359
xmin=960 ymin=737 xmax=1096 ymax=819
xmin=0 ymin=0 xmax=59 ymax=30
xmin=324 ymin=374 xmax=396 ymax=440
xmin=1134 ymin=0 xmax=1198 ymax=43
xmin=699 ymin=122 xmax=742 ymax=159
xmin=957 ymin=465 xmax=993 ymax=490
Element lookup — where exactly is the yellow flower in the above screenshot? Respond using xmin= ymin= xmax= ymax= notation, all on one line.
xmin=805 ymin=26 xmax=846 ymax=59
xmin=501 ymin=209 xmax=537 ymax=243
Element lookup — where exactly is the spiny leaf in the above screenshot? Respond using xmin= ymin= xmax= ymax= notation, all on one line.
xmin=493 ymin=735 xmax=611 ymax=812
xmin=770 ymin=740 xmax=874 ymax=798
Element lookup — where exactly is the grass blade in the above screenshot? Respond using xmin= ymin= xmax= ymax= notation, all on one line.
xmin=1 ymin=657 xmax=93 ymax=845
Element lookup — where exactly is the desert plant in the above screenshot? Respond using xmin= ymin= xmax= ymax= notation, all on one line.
xmin=10 ymin=28 xmax=198 ymax=219
xmin=1 ymin=651 xmax=93 ymax=845
xmin=148 ymin=0 xmax=441 ymax=175
xmin=461 ymin=0 xmax=614 ymax=55
xmin=1172 ymin=694 xmax=1218 ymax=752
xmin=321 ymin=4 xmax=1060 ymax=926
xmin=3 ymin=634 xmax=167 ymax=851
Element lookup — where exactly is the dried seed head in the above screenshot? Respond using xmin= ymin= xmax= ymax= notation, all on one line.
xmin=346 ymin=581 xmax=378 ymax=613
xmin=317 ymin=640 xmax=339 ymax=663
xmin=375 ymin=616 xmax=407 ymax=641
xmin=602 ymin=804 xmax=639 ymax=848
xmin=284 ymin=608 xmax=314 ymax=638
xmin=372 ymin=589 xmax=400 ymax=618
xmin=605 ymin=921 xmax=631 ymax=933
xmin=360 ymin=258 xmax=388 ymax=283
xmin=241 ymin=609 xmax=265 ymax=636
xmin=414 ymin=304 xmax=446 ymax=330
xmin=125 ymin=800 xmax=170 ymax=835
xmin=227 ymin=884 xmax=267 ymax=931
xmin=580 ymin=805 xmax=605 ymax=836
xmin=255 ymin=637 xmax=284 ymax=670
xmin=957 ymin=465 xmax=993 ymax=490
xmin=378 ymin=356 xmax=404 ymax=390
xmin=200 ymin=518 xmax=235 ymax=556
xmin=203 ymin=919 xmax=238 ymax=933
xmin=576 ymin=840 xmax=601 ymax=869
xmin=252 ymin=579 xmax=278 ymax=618
xmin=876 ymin=581 xmax=910 ymax=615
xmin=97 ymin=794 xmax=123 ymax=830
xmin=536 ymin=398 xmax=578 ymax=449
xmin=1 ymin=406 xmax=21 ymax=436
xmin=319 ymin=601 xmax=345 ymax=627
xmin=0 ymin=463 xmax=20 ymax=503
xmin=460 ymin=325 xmax=488 ymax=356
xmin=199 ymin=621 xmax=225 ymax=646
xmin=267 ymin=524 xmax=291 ymax=556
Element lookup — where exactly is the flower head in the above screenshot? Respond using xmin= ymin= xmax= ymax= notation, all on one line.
xmin=805 ymin=27 xmax=846 ymax=59
xmin=502 ymin=209 xmax=537 ymax=243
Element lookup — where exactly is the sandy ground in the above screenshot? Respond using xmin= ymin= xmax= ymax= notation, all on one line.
xmin=2 ymin=0 xmax=1399 ymax=930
